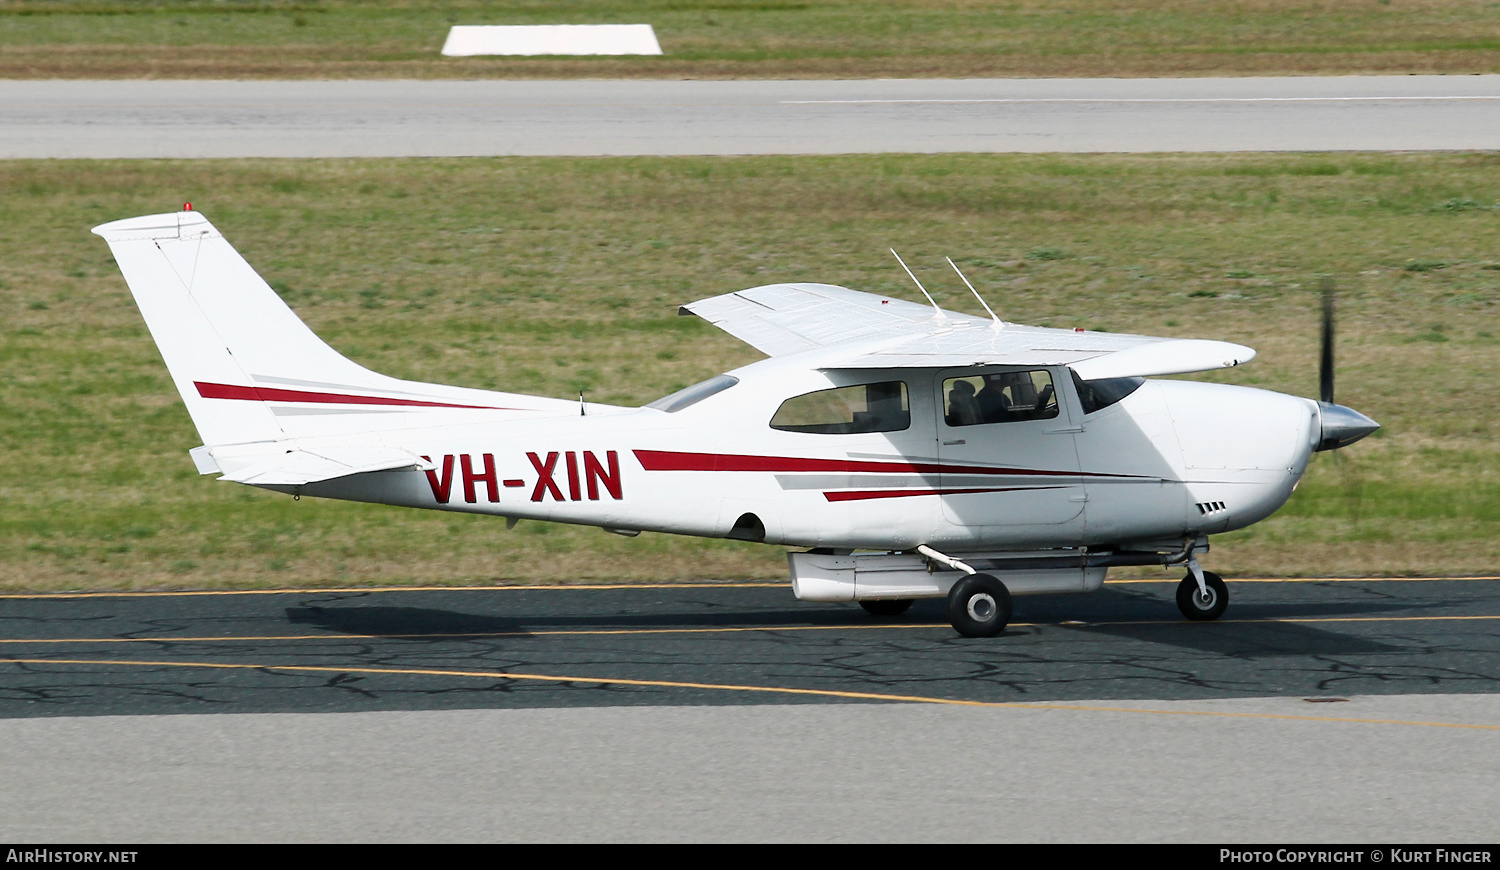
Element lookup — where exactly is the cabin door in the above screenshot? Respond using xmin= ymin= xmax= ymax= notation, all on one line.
xmin=933 ymin=367 xmax=1085 ymax=534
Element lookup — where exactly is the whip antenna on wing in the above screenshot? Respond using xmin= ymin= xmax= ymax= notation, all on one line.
xmin=889 ymin=249 xmax=944 ymax=320
xmin=947 ymin=257 xmax=1002 ymax=329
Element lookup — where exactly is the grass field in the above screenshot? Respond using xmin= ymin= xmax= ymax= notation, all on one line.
xmin=3 ymin=0 xmax=1500 ymax=79
xmin=1 ymin=152 xmax=1497 ymax=591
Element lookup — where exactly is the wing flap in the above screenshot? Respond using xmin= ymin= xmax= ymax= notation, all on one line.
xmin=682 ymin=283 xmax=978 ymax=357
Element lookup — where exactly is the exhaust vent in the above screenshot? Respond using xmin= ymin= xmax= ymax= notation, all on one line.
xmin=727 ymin=512 xmax=766 ymax=543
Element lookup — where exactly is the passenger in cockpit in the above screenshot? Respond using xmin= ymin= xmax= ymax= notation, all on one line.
xmin=947 ymin=379 xmax=981 ymax=426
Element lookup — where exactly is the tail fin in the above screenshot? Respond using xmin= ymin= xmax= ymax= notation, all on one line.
xmin=94 ymin=211 xmax=304 ymax=447
xmin=93 ymin=211 xmax=575 ymax=452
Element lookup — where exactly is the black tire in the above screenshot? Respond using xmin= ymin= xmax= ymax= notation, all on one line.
xmin=946 ymin=573 xmax=1012 ymax=638
xmin=860 ymin=599 xmax=915 ymax=617
xmin=1176 ymin=571 xmax=1229 ymax=621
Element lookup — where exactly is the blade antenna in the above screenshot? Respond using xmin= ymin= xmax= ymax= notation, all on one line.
xmin=1319 ymin=277 xmax=1336 ymax=405
xmin=947 ymin=257 xmax=1003 ymax=329
xmin=890 ymin=249 xmax=944 ymax=319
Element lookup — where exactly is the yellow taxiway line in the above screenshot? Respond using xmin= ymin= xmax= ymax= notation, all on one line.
xmin=1109 ymin=576 xmax=1500 ymax=584
xmin=0 ymin=582 xmax=785 ymax=600
xmin=3 ymin=656 xmax=1496 ymax=733
xmin=0 ymin=576 xmax=1494 ymax=600
xmin=0 ymin=613 xmax=1494 ymax=646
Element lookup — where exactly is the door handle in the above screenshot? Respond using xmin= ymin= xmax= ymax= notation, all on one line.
xmin=942 ymin=439 xmax=966 ymax=446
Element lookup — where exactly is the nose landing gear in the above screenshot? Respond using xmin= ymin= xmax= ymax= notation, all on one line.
xmin=1176 ymin=569 xmax=1228 ymax=621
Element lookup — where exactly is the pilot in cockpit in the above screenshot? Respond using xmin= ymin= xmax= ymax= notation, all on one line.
xmin=975 ymin=374 xmax=1013 ymax=423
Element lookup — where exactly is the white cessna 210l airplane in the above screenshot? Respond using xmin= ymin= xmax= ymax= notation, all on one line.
xmin=95 ymin=208 xmax=1380 ymax=638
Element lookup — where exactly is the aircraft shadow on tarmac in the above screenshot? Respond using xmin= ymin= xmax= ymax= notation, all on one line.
xmin=284 ymin=605 xmax=861 ymax=639
xmin=1016 ymin=590 xmax=1419 ymax=657
xmin=1061 ymin=620 xmax=1406 ymax=658
xmin=285 ymin=588 xmax=1421 ymax=658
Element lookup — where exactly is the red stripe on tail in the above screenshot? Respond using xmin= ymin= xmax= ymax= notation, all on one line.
xmin=195 ymin=381 xmax=512 ymax=411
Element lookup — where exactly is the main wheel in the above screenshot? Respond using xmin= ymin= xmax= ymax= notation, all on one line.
xmin=946 ymin=573 xmax=1012 ymax=638
xmin=860 ymin=599 xmax=914 ymax=617
xmin=1176 ymin=571 xmax=1229 ymax=621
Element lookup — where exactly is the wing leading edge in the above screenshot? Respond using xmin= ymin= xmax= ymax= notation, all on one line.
xmin=682 ymin=283 xmax=1254 ymax=378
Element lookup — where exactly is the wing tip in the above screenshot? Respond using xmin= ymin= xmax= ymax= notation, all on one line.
xmin=91 ymin=210 xmax=213 ymax=241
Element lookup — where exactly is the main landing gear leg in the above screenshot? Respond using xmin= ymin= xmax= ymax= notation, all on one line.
xmin=917 ymin=545 xmax=1013 ymax=638
xmin=1176 ymin=556 xmax=1228 ymax=621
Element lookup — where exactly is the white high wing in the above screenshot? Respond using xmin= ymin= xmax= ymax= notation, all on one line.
xmin=94 ymin=210 xmax=1379 ymax=637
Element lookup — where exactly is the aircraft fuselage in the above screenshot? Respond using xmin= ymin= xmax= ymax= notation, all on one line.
xmin=288 ymin=356 xmax=1320 ymax=553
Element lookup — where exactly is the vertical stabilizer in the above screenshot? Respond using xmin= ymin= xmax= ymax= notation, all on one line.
xmin=95 ymin=210 xmax=587 ymax=454
xmin=94 ymin=211 xmax=395 ymax=447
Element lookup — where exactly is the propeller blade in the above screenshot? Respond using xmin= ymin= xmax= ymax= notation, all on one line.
xmin=1319 ymin=279 xmax=1336 ymax=405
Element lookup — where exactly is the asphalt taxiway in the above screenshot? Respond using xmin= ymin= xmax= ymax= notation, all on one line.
xmin=1 ymin=576 xmax=1497 ymax=841
xmin=3 ymin=577 xmax=1498 ymax=717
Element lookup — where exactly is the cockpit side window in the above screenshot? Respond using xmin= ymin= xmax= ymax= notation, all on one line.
xmin=943 ymin=370 xmax=1059 ymax=426
xmin=646 ymin=375 xmax=739 ymax=413
xmin=770 ymin=381 xmax=910 ymax=434
xmin=1070 ymin=371 xmax=1144 ymax=415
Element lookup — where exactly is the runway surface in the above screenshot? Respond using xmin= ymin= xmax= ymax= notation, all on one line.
xmin=4 ymin=76 xmax=1500 ymax=158
xmin=3 ymin=696 xmax=1497 ymax=843
xmin=1 ymin=577 xmax=1497 ymax=841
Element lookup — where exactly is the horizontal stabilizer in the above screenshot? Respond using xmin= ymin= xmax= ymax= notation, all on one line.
xmin=220 ymin=446 xmax=433 ymax=486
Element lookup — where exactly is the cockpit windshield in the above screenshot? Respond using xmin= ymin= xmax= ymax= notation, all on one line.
xmin=1071 ymin=372 xmax=1144 ymax=414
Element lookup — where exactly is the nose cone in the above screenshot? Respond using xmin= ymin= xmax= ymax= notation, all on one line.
xmin=1316 ymin=402 xmax=1380 ymax=451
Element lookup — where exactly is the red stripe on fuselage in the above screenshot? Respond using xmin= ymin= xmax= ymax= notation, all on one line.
xmin=194 ymin=382 xmax=512 ymax=411
xmin=633 ymin=449 xmax=1112 ymax=479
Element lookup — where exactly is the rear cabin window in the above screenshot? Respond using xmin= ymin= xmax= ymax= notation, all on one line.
xmin=770 ymin=381 xmax=910 ymax=434
xmin=943 ymin=370 xmax=1059 ymax=426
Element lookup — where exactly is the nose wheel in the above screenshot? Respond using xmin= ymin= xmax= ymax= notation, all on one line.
xmin=1176 ymin=570 xmax=1228 ymax=621
xmin=946 ymin=573 xmax=1012 ymax=637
